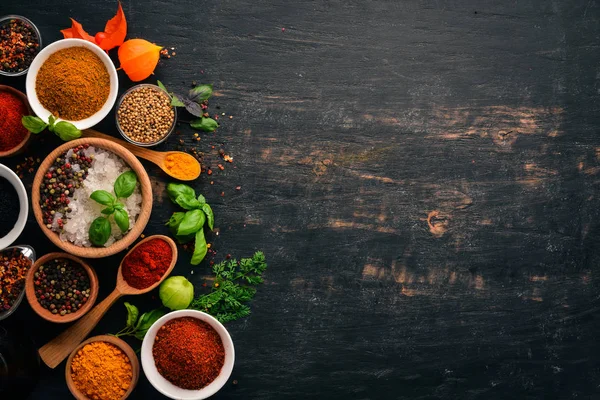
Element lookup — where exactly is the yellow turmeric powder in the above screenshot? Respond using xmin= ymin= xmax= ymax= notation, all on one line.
xmin=163 ymin=152 xmax=201 ymax=180
xmin=71 ymin=341 xmax=132 ymax=400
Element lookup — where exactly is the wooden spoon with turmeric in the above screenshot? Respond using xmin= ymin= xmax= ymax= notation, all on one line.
xmin=83 ymin=129 xmax=201 ymax=181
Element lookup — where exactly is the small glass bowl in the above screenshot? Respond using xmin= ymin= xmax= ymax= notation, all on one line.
xmin=0 ymin=15 xmax=42 ymax=77
xmin=0 ymin=245 xmax=36 ymax=322
xmin=115 ymin=84 xmax=178 ymax=147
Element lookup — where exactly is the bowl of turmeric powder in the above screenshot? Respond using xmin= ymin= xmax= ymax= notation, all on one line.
xmin=25 ymin=38 xmax=119 ymax=130
xmin=66 ymin=335 xmax=139 ymax=400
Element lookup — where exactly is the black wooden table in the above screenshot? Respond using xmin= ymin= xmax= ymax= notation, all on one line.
xmin=2 ymin=1 xmax=600 ymax=399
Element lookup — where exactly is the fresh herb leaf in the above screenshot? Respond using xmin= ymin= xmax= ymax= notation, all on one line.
xmin=157 ymin=80 xmax=168 ymax=93
xmin=114 ymin=202 xmax=125 ymax=210
xmin=114 ymin=170 xmax=138 ymax=198
xmin=188 ymin=84 xmax=213 ymax=102
xmin=171 ymin=93 xmax=186 ymax=107
xmin=21 ymin=116 xmax=48 ymax=134
xmin=201 ymin=203 xmax=214 ymax=231
xmin=89 ymin=216 xmax=111 ymax=246
xmin=48 ymin=115 xmax=56 ymax=127
xmin=167 ymin=183 xmax=196 ymax=203
xmin=124 ymin=302 xmax=139 ymax=328
xmin=166 ymin=212 xmax=185 ymax=234
xmin=191 ymin=228 xmax=207 ymax=265
xmin=189 ymin=252 xmax=267 ymax=322
xmin=197 ymin=194 xmax=206 ymax=204
xmin=113 ymin=208 xmax=130 ymax=232
xmin=177 ymin=210 xmax=205 ymax=237
xmin=190 ymin=117 xmax=218 ymax=132
xmin=175 ymin=195 xmax=200 ymax=210
xmin=180 ymin=96 xmax=203 ymax=117
xmin=53 ymin=121 xmax=82 ymax=141
xmin=90 ymin=190 xmax=116 ymax=206
xmin=101 ymin=206 xmax=115 ymax=215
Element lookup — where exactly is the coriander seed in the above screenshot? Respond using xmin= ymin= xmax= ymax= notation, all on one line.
xmin=117 ymin=86 xmax=175 ymax=144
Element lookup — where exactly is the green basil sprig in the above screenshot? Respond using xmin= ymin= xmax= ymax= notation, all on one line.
xmin=113 ymin=302 xmax=167 ymax=340
xmin=21 ymin=114 xmax=82 ymax=141
xmin=157 ymin=80 xmax=219 ymax=132
xmin=165 ymin=182 xmax=214 ymax=265
xmin=88 ymin=171 xmax=138 ymax=246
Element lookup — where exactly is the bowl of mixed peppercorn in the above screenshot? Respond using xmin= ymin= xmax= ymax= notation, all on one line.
xmin=0 ymin=15 xmax=41 ymax=77
xmin=25 ymin=252 xmax=98 ymax=323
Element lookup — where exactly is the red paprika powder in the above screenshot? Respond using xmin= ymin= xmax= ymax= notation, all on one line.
xmin=0 ymin=91 xmax=29 ymax=152
xmin=121 ymin=238 xmax=172 ymax=289
xmin=153 ymin=317 xmax=225 ymax=390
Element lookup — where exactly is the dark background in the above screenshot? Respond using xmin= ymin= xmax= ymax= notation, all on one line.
xmin=2 ymin=0 xmax=600 ymax=399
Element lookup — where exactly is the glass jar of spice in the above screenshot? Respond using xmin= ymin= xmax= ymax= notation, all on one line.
xmin=0 ymin=15 xmax=42 ymax=77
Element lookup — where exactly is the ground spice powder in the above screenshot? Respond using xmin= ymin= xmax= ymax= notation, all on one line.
xmin=0 ymin=91 xmax=29 ymax=151
xmin=121 ymin=238 xmax=172 ymax=289
xmin=35 ymin=46 xmax=110 ymax=121
xmin=70 ymin=341 xmax=132 ymax=400
xmin=163 ymin=152 xmax=201 ymax=180
xmin=153 ymin=317 xmax=225 ymax=390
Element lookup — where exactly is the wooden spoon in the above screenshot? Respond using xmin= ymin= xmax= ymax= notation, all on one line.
xmin=38 ymin=235 xmax=178 ymax=369
xmin=83 ymin=129 xmax=201 ymax=181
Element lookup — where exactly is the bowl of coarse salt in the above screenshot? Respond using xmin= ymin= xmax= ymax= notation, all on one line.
xmin=32 ymin=138 xmax=153 ymax=258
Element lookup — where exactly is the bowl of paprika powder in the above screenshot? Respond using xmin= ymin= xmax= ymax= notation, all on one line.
xmin=141 ymin=310 xmax=235 ymax=399
xmin=0 ymin=85 xmax=33 ymax=158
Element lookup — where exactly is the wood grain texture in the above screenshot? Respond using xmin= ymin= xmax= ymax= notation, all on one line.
xmin=31 ymin=138 xmax=153 ymax=258
xmin=1 ymin=0 xmax=600 ymax=399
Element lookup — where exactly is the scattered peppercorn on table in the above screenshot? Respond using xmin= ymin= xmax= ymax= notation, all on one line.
xmin=2 ymin=0 xmax=600 ymax=399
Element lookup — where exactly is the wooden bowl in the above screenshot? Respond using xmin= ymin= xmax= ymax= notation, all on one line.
xmin=25 ymin=252 xmax=99 ymax=323
xmin=0 ymin=85 xmax=33 ymax=158
xmin=66 ymin=335 xmax=140 ymax=400
xmin=32 ymin=138 xmax=153 ymax=258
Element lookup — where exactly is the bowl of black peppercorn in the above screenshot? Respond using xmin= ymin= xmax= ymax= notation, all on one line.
xmin=25 ymin=253 xmax=98 ymax=323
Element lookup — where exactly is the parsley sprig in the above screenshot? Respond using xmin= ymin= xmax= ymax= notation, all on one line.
xmin=190 ymin=251 xmax=267 ymax=322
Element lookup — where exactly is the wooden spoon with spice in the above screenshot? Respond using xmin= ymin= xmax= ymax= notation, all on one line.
xmin=38 ymin=235 xmax=178 ymax=369
xmin=82 ymin=129 xmax=201 ymax=181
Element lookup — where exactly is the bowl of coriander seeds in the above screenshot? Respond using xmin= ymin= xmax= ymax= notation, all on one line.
xmin=116 ymin=84 xmax=177 ymax=147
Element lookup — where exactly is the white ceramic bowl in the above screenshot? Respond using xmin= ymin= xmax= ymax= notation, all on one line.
xmin=141 ymin=310 xmax=235 ymax=400
xmin=25 ymin=38 xmax=118 ymax=130
xmin=0 ymin=164 xmax=28 ymax=250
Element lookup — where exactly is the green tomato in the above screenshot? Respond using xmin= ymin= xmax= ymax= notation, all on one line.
xmin=159 ymin=276 xmax=194 ymax=310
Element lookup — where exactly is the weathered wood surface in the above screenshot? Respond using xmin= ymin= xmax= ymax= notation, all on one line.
xmin=1 ymin=0 xmax=600 ymax=398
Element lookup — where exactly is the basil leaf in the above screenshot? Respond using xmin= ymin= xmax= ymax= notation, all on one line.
xmin=53 ymin=121 xmax=82 ymax=141
xmin=89 ymin=217 xmax=111 ymax=246
xmin=21 ymin=116 xmax=48 ymax=134
xmin=90 ymin=190 xmax=116 ymax=206
xmin=114 ymin=170 xmax=138 ymax=198
xmin=175 ymin=195 xmax=200 ymax=210
xmin=113 ymin=208 xmax=130 ymax=232
xmin=124 ymin=302 xmax=139 ymax=328
xmin=188 ymin=84 xmax=213 ymax=102
xmin=197 ymin=194 xmax=206 ymax=204
xmin=191 ymin=228 xmax=208 ymax=265
xmin=201 ymin=203 xmax=214 ymax=231
xmin=177 ymin=210 xmax=205 ymax=237
xmin=114 ymin=202 xmax=125 ymax=210
xmin=134 ymin=308 xmax=167 ymax=339
xmin=181 ymin=97 xmax=203 ymax=117
xmin=171 ymin=93 xmax=186 ymax=107
xmin=176 ymin=233 xmax=195 ymax=244
xmin=157 ymin=80 xmax=168 ymax=93
xmin=101 ymin=206 xmax=115 ymax=215
xmin=190 ymin=117 xmax=218 ymax=132
xmin=48 ymin=115 xmax=56 ymax=127
xmin=166 ymin=212 xmax=185 ymax=233
xmin=167 ymin=183 xmax=196 ymax=203
xmin=134 ymin=312 xmax=147 ymax=330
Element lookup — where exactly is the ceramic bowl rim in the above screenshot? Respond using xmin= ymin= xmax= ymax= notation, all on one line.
xmin=0 ymin=163 xmax=29 ymax=250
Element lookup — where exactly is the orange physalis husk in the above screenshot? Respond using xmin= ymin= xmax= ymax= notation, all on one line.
xmin=118 ymin=39 xmax=162 ymax=82
xmin=96 ymin=2 xmax=127 ymax=51
xmin=60 ymin=18 xmax=95 ymax=43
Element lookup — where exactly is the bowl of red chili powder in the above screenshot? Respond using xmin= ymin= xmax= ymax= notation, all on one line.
xmin=0 ymin=85 xmax=33 ymax=157
xmin=141 ymin=310 xmax=235 ymax=399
